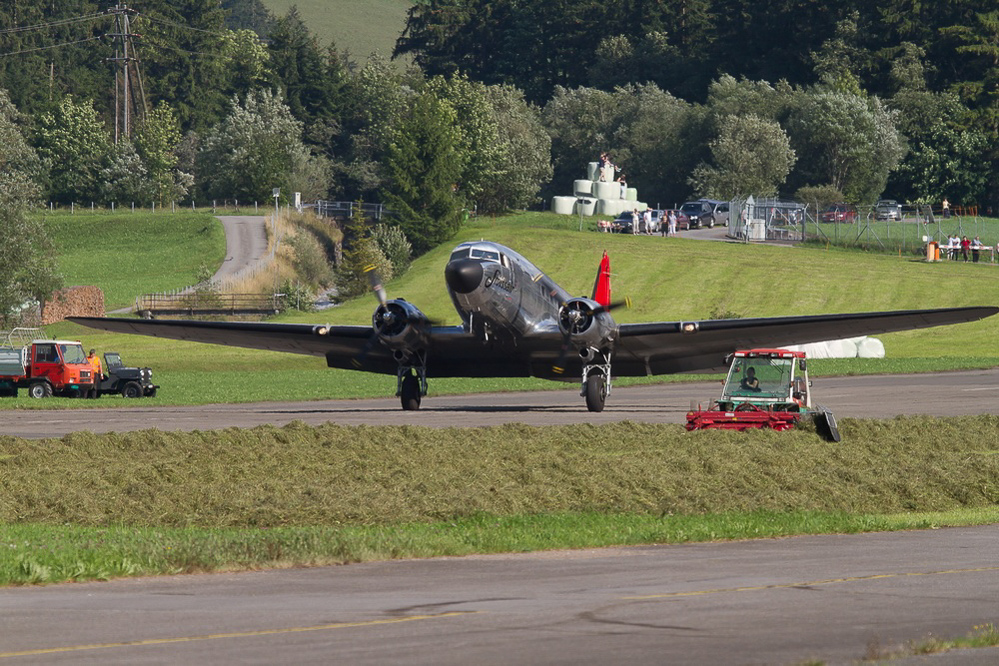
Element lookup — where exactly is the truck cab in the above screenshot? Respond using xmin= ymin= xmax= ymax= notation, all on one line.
xmin=0 ymin=339 xmax=95 ymax=398
xmin=716 ymin=349 xmax=810 ymax=412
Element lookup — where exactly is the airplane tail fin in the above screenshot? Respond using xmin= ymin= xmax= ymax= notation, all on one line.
xmin=591 ymin=251 xmax=611 ymax=308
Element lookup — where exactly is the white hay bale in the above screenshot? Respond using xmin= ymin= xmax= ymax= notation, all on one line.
xmin=551 ymin=196 xmax=577 ymax=215
xmin=573 ymin=179 xmax=593 ymax=196
xmin=597 ymin=198 xmax=625 ymax=216
xmin=574 ymin=198 xmax=596 ymax=216
xmin=587 ymin=162 xmax=599 ymax=181
xmin=625 ymin=187 xmax=638 ymax=201
xmin=857 ymin=336 xmax=886 ymax=358
xmin=593 ymin=181 xmax=619 ymax=199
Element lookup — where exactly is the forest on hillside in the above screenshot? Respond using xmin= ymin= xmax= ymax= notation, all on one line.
xmin=1 ymin=0 xmax=997 ymax=306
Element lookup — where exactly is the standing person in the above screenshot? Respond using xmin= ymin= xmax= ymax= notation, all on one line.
xmin=947 ymin=234 xmax=958 ymax=260
xmin=668 ymin=210 xmax=677 ymax=236
xmin=942 ymin=197 xmax=951 ymax=218
xmin=961 ymin=236 xmax=971 ymax=262
xmin=631 ymin=208 xmax=639 ymax=235
xmin=86 ymin=349 xmax=102 ymax=399
xmin=971 ymin=236 xmax=982 ymax=263
xmin=616 ymin=175 xmax=627 ymax=199
xmin=642 ymin=208 xmax=652 ymax=235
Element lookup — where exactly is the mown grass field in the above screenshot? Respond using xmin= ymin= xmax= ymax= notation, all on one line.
xmin=43 ymin=211 xmax=225 ymax=309
xmin=1 ymin=417 xmax=998 ymax=584
xmin=261 ymin=0 xmax=410 ymax=62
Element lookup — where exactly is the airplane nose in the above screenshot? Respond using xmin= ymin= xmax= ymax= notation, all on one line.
xmin=445 ymin=259 xmax=483 ymax=294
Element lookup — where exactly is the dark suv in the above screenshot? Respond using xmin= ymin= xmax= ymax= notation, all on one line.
xmin=679 ymin=199 xmax=727 ymax=229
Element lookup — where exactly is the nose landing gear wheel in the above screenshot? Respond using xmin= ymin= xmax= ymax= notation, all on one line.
xmin=585 ymin=373 xmax=606 ymax=412
xmin=400 ymin=373 xmax=422 ymax=411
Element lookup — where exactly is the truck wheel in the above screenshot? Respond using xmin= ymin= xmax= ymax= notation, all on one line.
xmin=121 ymin=381 xmax=143 ymax=398
xmin=28 ymin=381 xmax=52 ymax=399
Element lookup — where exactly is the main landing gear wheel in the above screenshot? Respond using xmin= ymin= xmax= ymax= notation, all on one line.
xmin=400 ymin=373 xmax=421 ymax=411
xmin=585 ymin=373 xmax=607 ymax=412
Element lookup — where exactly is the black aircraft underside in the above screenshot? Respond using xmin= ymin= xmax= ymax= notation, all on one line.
xmin=71 ymin=240 xmax=999 ymax=412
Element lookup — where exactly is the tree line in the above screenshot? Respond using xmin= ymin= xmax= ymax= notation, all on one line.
xmin=1 ymin=0 xmax=997 ymax=324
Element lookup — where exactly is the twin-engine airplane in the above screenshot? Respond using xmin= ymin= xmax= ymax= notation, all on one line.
xmin=72 ymin=241 xmax=998 ymax=411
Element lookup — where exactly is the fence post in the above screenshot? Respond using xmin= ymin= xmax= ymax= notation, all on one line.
xmin=111 ymin=202 xmax=115 ymax=212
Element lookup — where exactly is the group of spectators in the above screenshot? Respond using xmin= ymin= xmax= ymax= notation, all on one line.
xmin=944 ymin=234 xmax=990 ymax=262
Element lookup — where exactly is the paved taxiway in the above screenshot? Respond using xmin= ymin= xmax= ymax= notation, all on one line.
xmin=1 ymin=526 xmax=997 ymax=664
xmin=4 ymin=368 xmax=998 ymax=438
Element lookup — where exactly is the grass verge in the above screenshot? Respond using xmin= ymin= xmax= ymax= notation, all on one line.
xmin=2 ymin=509 xmax=997 ymax=586
xmin=1 ymin=417 xmax=997 ymax=585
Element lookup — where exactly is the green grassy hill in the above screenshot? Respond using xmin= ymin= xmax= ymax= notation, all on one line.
xmin=261 ymin=0 xmax=410 ymax=62
xmin=20 ymin=210 xmax=999 ymax=408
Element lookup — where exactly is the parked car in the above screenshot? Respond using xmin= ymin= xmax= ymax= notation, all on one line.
xmin=820 ymin=204 xmax=857 ymax=223
xmin=679 ymin=199 xmax=726 ymax=229
xmin=663 ymin=208 xmax=689 ymax=230
xmin=612 ymin=209 xmax=664 ymax=233
xmin=875 ymin=199 xmax=902 ymax=220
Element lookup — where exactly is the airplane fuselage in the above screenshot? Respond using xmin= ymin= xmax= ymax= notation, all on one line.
xmin=444 ymin=241 xmax=577 ymax=343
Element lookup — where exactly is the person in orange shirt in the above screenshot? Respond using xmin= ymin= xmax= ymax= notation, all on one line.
xmin=87 ymin=349 xmax=102 ymax=399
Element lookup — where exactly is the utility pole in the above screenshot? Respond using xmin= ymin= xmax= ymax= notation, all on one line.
xmin=106 ymin=4 xmax=146 ymax=144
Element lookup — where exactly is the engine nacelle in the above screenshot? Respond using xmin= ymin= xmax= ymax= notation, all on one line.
xmin=558 ymin=297 xmax=616 ymax=349
xmin=372 ymin=298 xmax=431 ymax=350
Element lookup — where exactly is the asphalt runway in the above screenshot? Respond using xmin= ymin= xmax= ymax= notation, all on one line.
xmin=1 ymin=526 xmax=997 ymax=664
xmin=4 ymin=368 xmax=998 ymax=438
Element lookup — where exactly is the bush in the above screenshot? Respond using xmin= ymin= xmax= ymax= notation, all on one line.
xmin=371 ymin=223 xmax=412 ymax=276
xmin=287 ymin=230 xmax=333 ymax=288
xmin=279 ymin=279 xmax=317 ymax=312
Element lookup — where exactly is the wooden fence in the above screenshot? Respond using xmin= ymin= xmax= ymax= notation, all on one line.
xmin=135 ymin=292 xmax=283 ymax=317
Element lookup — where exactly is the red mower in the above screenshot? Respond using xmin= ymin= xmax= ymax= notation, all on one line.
xmin=685 ymin=349 xmax=840 ymax=441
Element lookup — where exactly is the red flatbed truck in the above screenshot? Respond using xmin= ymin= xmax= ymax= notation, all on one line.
xmin=0 ymin=336 xmax=96 ymax=398
xmin=685 ymin=348 xmax=841 ymax=441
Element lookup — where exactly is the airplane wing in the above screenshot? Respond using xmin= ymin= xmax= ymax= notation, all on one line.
xmin=71 ymin=305 xmax=996 ymax=380
xmin=68 ymin=316 xmax=489 ymax=377
xmin=612 ymin=306 xmax=999 ymax=375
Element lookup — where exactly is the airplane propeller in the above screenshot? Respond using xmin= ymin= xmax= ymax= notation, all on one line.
xmin=551 ymin=297 xmax=631 ymax=374
xmin=352 ymin=264 xmax=437 ymax=369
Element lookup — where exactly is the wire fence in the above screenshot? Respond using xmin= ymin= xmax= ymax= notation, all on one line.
xmin=800 ymin=202 xmax=998 ymax=262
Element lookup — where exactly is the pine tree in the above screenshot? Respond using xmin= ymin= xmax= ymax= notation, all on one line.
xmin=381 ymin=92 xmax=465 ymax=255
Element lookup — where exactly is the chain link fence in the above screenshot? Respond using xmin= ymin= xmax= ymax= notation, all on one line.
xmin=800 ymin=202 xmax=998 ymax=262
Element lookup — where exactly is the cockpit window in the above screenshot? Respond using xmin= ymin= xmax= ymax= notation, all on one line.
xmin=449 ymin=248 xmax=470 ymax=261
xmin=470 ymin=248 xmax=500 ymax=262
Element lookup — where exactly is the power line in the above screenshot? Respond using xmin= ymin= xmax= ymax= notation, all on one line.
xmin=0 ymin=13 xmax=107 ymax=36
xmin=0 ymin=36 xmax=104 ymax=58
xmin=136 ymin=14 xmax=227 ymax=37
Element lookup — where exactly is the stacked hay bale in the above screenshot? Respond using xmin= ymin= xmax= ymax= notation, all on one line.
xmin=41 ymin=286 xmax=105 ymax=325
xmin=552 ymin=162 xmax=648 ymax=220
